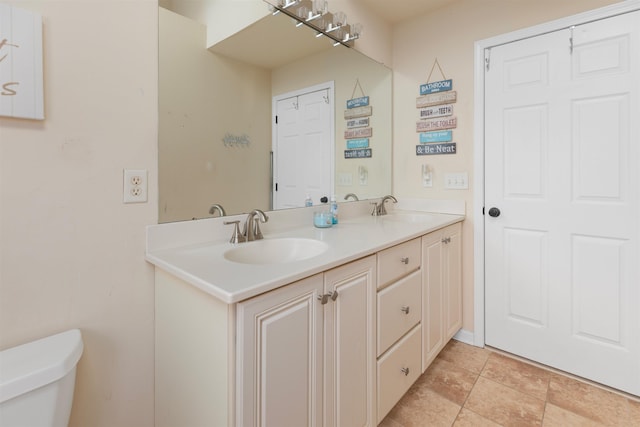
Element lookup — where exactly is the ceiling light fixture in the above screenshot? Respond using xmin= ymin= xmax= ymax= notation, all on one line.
xmin=272 ymin=0 xmax=362 ymax=47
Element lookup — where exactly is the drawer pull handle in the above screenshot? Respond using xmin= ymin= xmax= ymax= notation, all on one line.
xmin=442 ymin=237 xmax=451 ymax=244
xmin=400 ymin=257 xmax=409 ymax=265
xmin=401 ymin=367 xmax=410 ymax=376
xmin=400 ymin=305 xmax=410 ymax=314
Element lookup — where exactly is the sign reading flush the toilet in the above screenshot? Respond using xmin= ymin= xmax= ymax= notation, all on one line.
xmin=0 ymin=4 xmax=44 ymax=120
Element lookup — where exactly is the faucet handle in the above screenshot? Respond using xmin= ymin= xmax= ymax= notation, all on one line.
xmin=224 ymin=220 xmax=246 ymax=244
xmin=253 ymin=218 xmax=264 ymax=240
xmin=370 ymin=202 xmax=380 ymax=216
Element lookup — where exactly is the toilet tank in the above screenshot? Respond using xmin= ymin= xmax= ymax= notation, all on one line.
xmin=0 ymin=329 xmax=83 ymax=427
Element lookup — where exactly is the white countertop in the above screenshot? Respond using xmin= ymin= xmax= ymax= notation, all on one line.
xmin=146 ymin=209 xmax=464 ymax=304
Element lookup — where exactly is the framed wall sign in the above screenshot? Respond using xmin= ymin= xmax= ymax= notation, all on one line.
xmin=0 ymin=4 xmax=44 ymax=120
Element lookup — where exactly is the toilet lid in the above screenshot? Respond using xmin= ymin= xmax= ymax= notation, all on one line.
xmin=0 ymin=329 xmax=83 ymax=403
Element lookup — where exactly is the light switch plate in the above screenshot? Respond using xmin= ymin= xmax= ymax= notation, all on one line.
xmin=444 ymin=172 xmax=468 ymax=190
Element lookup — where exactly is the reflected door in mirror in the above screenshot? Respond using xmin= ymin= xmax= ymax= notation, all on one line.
xmin=273 ymin=85 xmax=334 ymax=209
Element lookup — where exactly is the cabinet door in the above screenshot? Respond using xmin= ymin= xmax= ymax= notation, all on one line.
xmin=236 ymin=274 xmax=324 ymax=427
xmin=443 ymin=223 xmax=462 ymax=340
xmin=421 ymin=230 xmax=444 ymax=371
xmin=324 ymin=255 xmax=376 ymax=427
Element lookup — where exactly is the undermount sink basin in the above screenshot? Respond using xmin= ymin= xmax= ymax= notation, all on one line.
xmin=224 ymin=238 xmax=329 ymax=265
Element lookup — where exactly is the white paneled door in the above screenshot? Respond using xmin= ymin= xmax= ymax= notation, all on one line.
xmin=484 ymin=11 xmax=640 ymax=396
xmin=273 ymin=86 xmax=333 ymax=210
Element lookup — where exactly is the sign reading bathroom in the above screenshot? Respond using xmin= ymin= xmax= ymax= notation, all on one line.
xmin=420 ymin=130 xmax=452 ymax=143
xmin=344 ymin=105 xmax=372 ymax=119
xmin=346 ymin=117 xmax=369 ymax=128
xmin=420 ymin=79 xmax=452 ymax=95
xmin=346 ymin=138 xmax=369 ymax=149
xmin=416 ymin=117 xmax=457 ymax=132
xmin=416 ymin=91 xmax=457 ymax=108
xmin=347 ymin=96 xmax=369 ymax=109
xmin=345 ymin=127 xmax=372 ymax=139
xmin=419 ymin=104 xmax=453 ymax=119
xmin=0 ymin=4 xmax=44 ymax=120
xmin=416 ymin=143 xmax=456 ymax=156
xmin=345 ymin=148 xmax=372 ymax=159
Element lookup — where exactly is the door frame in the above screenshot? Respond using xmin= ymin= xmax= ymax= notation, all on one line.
xmin=271 ymin=81 xmax=335 ymax=210
xmin=473 ymin=0 xmax=640 ymax=348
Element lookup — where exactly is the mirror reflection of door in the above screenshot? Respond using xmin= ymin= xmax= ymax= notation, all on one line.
xmin=272 ymin=82 xmax=335 ymax=209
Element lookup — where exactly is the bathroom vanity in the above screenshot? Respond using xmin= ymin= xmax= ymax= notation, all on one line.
xmin=146 ymin=202 xmax=463 ymax=427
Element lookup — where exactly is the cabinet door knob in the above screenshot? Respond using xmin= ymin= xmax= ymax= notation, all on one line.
xmin=400 ymin=305 xmax=410 ymax=314
xmin=400 ymin=257 xmax=409 ymax=265
xmin=401 ymin=367 xmax=410 ymax=376
xmin=330 ymin=290 xmax=339 ymax=301
xmin=442 ymin=237 xmax=451 ymax=244
xmin=317 ymin=293 xmax=329 ymax=305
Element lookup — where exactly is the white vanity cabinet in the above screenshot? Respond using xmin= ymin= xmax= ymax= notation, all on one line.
xmin=421 ymin=222 xmax=462 ymax=370
xmin=150 ymin=212 xmax=464 ymax=427
xmin=236 ymin=255 xmax=377 ymax=427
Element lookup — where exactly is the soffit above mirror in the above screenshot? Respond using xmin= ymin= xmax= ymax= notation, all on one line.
xmin=209 ymin=14 xmax=333 ymax=69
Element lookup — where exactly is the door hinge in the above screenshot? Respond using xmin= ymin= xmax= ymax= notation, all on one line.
xmin=485 ymin=48 xmax=491 ymax=71
xmin=569 ymin=25 xmax=576 ymax=54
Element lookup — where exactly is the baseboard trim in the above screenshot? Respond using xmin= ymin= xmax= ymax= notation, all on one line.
xmin=453 ymin=329 xmax=476 ymax=346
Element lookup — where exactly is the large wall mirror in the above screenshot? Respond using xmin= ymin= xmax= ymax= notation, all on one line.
xmin=159 ymin=1 xmax=392 ymax=223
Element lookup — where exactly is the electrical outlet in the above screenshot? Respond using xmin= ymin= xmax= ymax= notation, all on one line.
xmin=123 ymin=169 xmax=148 ymax=203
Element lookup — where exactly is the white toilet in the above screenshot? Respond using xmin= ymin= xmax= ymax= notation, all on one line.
xmin=0 ymin=329 xmax=83 ymax=427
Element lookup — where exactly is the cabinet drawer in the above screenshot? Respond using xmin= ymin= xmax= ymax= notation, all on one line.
xmin=377 ymin=324 xmax=421 ymax=424
xmin=377 ymin=238 xmax=421 ymax=289
xmin=377 ymin=270 xmax=421 ymax=356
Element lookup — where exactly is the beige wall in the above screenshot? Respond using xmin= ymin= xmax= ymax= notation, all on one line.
xmin=159 ymin=8 xmax=271 ymax=222
xmin=391 ymin=0 xmax=620 ymax=333
xmin=0 ymin=1 xmax=157 ymax=427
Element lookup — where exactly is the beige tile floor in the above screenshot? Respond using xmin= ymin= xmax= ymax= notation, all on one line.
xmin=380 ymin=340 xmax=640 ymax=427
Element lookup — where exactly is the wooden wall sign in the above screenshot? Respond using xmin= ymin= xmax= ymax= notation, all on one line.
xmin=344 ymin=105 xmax=372 ymax=119
xmin=345 ymin=127 xmax=372 ymax=139
xmin=347 ymin=96 xmax=369 ymax=109
xmin=419 ymin=103 xmax=453 ymax=119
xmin=416 ymin=91 xmax=457 ymax=108
xmin=416 ymin=117 xmax=457 ymax=132
xmin=0 ymin=4 xmax=44 ymax=120
xmin=416 ymin=143 xmax=457 ymax=155
xmin=346 ymin=138 xmax=369 ymax=149
xmin=345 ymin=148 xmax=372 ymax=159
xmin=346 ymin=117 xmax=369 ymax=128
xmin=419 ymin=79 xmax=452 ymax=95
xmin=420 ymin=130 xmax=452 ymax=143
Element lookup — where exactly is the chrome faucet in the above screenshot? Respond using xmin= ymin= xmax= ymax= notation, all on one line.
xmin=371 ymin=195 xmax=397 ymax=216
xmin=209 ymin=203 xmax=226 ymax=217
xmin=243 ymin=209 xmax=269 ymax=241
xmin=344 ymin=193 xmax=359 ymax=201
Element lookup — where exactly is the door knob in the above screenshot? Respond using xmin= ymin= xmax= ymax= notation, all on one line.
xmin=488 ymin=207 xmax=501 ymax=217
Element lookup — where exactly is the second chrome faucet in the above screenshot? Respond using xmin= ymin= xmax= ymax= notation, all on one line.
xmin=224 ymin=209 xmax=269 ymax=244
